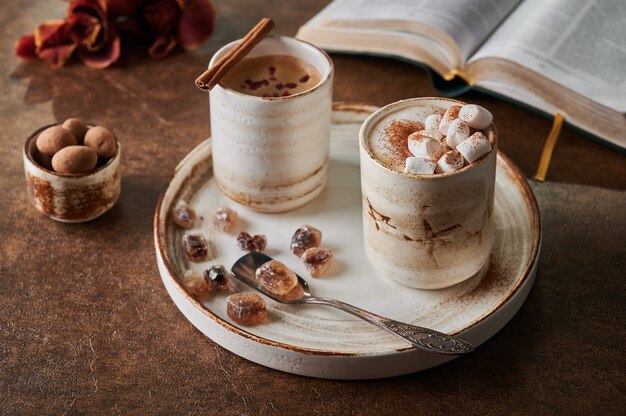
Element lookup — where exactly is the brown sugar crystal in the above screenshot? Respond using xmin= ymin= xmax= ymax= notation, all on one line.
xmin=172 ymin=201 xmax=196 ymax=229
xmin=227 ymin=293 xmax=267 ymax=325
xmin=301 ymin=247 xmax=334 ymax=278
xmin=290 ymin=224 xmax=322 ymax=256
xmin=255 ymin=259 xmax=298 ymax=295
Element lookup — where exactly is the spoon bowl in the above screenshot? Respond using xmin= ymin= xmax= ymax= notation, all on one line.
xmin=231 ymin=251 xmax=312 ymax=303
xmin=231 ymin=252 xmax=474 ymax=355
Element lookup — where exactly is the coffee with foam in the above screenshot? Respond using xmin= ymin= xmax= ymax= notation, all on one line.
xmin=209 ymin=36 xmax=333 ymax=213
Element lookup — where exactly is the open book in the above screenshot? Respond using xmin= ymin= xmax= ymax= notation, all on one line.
xmin=297 ymin=0 xmax=626 ymax=150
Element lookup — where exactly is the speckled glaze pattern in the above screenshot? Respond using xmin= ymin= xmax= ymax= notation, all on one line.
xmin=154 ymin=104 xmax=540 ymax=379
xmin=23 ymin=124 xmax=121 ymax=223
xmin=209 ymin=36 xmax=333 ymax=212
xmin=360 ymin=98 xmax=498 ymax=289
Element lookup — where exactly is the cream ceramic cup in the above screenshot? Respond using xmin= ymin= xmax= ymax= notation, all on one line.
xmin=209 ymin=36 xmax=333 ymax=213
xmin=360 ymin=98 xmax=497 ymax=289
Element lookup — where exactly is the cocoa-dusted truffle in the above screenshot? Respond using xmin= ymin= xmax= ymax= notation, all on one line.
xmin=62 ymin=118 xmax=89 ymax=144
xmin=36 ymin=126 xmax=76 ymax=157
xmin=84 ymin=126 xmax=116 ymax=159
xmin=51 ymin=145 xmax=98 ymax=174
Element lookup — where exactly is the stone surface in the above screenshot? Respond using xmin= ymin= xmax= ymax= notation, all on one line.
xmin=0 ymin=0 xmax=625 ymax=414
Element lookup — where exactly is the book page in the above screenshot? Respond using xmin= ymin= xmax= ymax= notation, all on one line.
xmin=470 ymin=0 xmax=626 ymax=112
xmin=325 ymin=0 xmax=522 ymax=60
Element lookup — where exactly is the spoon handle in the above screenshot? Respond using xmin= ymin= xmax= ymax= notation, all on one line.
xmin=305 ymin=297 xmax=474 ymax=354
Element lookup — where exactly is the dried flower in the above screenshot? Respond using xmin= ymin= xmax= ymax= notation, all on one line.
xmin=136 ymin=0 xmax=216 ymax=59
xmin=14 ymin=0 xmax=215 ymax=68
xmin=68 ymin=0 xmax=121 ymax=68
xmin=16 ymin=20 xmax=77 ymax=68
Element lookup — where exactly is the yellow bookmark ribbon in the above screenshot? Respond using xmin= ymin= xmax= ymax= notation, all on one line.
xmin=533 ymin=112 xmax=564 ymax=181
xmin=443 ymin=68 xmax=475 ymax=86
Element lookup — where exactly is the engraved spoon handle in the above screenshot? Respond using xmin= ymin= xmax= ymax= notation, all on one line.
xmin=304 ymin=297 xmax=474 ymax=354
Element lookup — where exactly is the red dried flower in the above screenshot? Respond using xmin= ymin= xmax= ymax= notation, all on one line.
xmin=68 ymin=0 xmax=121 ymax=68
xmin=175 ymin=0 xmax=216 ymax=49
xmin=14 ymin=0 xmax=215 ymax=68
xmin=135 ymin=0 xmax=215 ymax=59
xmin=15 ymin=0 xmax=119 ymax=68
xmin=106 ymin=0 xmax=144 ymax=17
xmin=15 ymin=20 xmax=76 ymax=68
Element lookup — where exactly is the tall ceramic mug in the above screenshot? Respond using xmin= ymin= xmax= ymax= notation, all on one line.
xmin=359 ymin=98 xmax=497 ymax=289
xmin=209 ymin=36 xmax=333 ymax=213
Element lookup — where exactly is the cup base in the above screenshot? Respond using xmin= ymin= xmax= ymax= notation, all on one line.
xmin=215 ymin=174 xmax=327 ymax=213
xmin=365 ymin=239 xmax=491 ymax=290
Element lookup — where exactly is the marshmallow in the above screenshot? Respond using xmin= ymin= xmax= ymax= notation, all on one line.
xmin=408 ymin=131 xmax=444 ymax=160
xmin=435 ymin=150 xmax=465 ymax=173
xmin=422 ymin=128 xmax=444 ymax=142
xmin=456 ymin=132 xmax=492 ymax=163
xmin=459 ymin=104 xmax=493 ymax=129
xmin=446 ymin=118 xmax=470 ymax=149
xmin=405 ymin=157 xmax=436 ymax=175
xmin=438 ymin=105 xmax=461 ymax=135
xmin=425 ymin=114 xmax=442 ymax=131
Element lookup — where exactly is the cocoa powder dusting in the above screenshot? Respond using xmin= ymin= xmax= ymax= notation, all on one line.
xmin=383 ymin=119 xmax=424 ymax=159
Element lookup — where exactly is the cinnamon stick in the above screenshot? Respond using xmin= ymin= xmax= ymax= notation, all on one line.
xmin=195 ymin=18 xmax=274 ymax=92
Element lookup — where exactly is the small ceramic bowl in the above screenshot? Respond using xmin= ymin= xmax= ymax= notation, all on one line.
xmin=23 ymin=123 xmax=121 ymax=223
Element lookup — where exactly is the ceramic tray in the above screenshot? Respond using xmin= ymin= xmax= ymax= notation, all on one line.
xmin=154 ymin=103 xmax=541 ymax=379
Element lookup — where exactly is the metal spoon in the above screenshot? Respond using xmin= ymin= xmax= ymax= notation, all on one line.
xmin=231 ymin=252 xmax=474 ymax=355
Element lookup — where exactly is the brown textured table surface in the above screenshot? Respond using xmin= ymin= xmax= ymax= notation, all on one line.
xmin=1 ymin=1 xmax=625 ymax=414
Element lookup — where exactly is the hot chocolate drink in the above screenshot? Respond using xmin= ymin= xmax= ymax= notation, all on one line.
xmin=359 ymin=98 xmax=497 ymax=289
xmin=367 ymin=105 xmax=436 ymax=173
xmin=221 ymin=55 xmax=322 ymax=98
xmin=367 ymin=103 xmax=494 ymax=175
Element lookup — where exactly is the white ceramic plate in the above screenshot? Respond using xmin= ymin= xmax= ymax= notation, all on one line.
xmin=154 ymin=103 xmax=541 ymax=379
